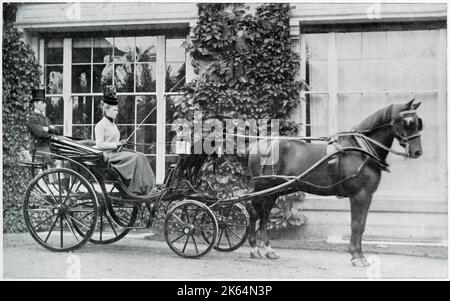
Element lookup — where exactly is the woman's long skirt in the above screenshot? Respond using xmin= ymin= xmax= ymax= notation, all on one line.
xmin=106 ymin=150 xmax=155 ymax=195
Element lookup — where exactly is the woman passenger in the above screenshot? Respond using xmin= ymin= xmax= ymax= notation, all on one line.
xmin=95 ymin=85 xmax=155 ymax=195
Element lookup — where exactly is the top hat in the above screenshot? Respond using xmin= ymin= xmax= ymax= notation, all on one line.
xmin=103 ymin=85 xmax=118 ymax=105
xmin=31 ymin=89 xmax=46 ymax=103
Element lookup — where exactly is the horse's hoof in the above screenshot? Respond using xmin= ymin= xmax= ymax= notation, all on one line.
xmin=265 ymin=251 xmax=280 ymax=260
xmin=250 ymin=250 xmax=264 ymax=259
xmin=351 ymin=257 xmax=370 ymax=267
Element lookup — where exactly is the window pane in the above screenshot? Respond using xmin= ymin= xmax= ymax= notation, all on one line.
xmin=114 ymin=64 xmax=134 ymax=92
xmin=166 ymin=38 xmax=186 ymax=62
xmin=305 ymin=33 xmax=328 ymax=60
xmin=72 ymin=65 xmax=91 ymax=93
xmin=93 ymin=37 xmax=113 ymax=63
xmin=72 ymin=125 xmax=92 ymax=140
xmin=45 ymin=66 xmax=63 ymax=94
xmin=93 ymin=64 xmax=112 ymax=93
xmin=166 ymin=95 xmax=182 ymax=124
xmin=72 ymin=96 xmax=93 ymax=124
xmin=117 ymin=125 xmax=135 ymax=143
xmin=46 ymin=96 xmax=64 ymax=125
xmin=336 ymin=32 xmax=361 ymax=60
xmin=166 ymin=63 xmax=185 ymax=92
xmin=136 ymin=36 xmax=157 ymax=62
xmin=116 ymin=95 xmax=135 ymax=125
xmin=308 ymin=94 xmax=329 ymax=136
xmin=113 ymin=37 xmax=135 ymax=63
xmin=337 ymin=93 xmax=364 ymax=131
xmin=136 ymin=63 xmax=156 ymax=92
xmin=45 ymin=39 xmax=63 ymax=64
xmin=72 ymin=38 xmax=92 ymax=63
xmin=136 ymin=95 xmax=157 ymax=124
xmin=362 ymin=31 xmax=387 ymax=59
xmin=361 ymin=60 xmax=388 ymax=91
xmin=338 ymin=60 xmax=363 ymax=91
xmin=308 ymin=61 xmax=328 ymax=91
xmin=136 ymin=125 xmax=157 ymax=154
xmin=93 ymin=96 xmax=103 ymax=124
xmin=414 ymin=58 xmax=438 ymax=90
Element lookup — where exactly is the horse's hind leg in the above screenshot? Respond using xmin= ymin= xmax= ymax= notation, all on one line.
xmin=349 ymin=190 xmax=373 ymax=267
xmin=259 ymin=196 xmax=279 ymax=259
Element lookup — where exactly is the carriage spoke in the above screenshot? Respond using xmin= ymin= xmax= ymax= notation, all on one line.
xmin=170 ymin=232 xmax=187 ymax=244
xmin=42 ymin=177 xmax=59 ymax=205
xmin=57 ymin=172 xmax=62 ymax=203
xmin=191 ymin=234 xmax=199 ymax=254
xmin=192 ymin=206 xmax=200 ymax=223
xmin=44 ymin=216 xmax=59 ymax=243
xmin=171 ymin=213 xmax=188 ymax=227
xmin=222 ymin=223 xmax=247 ymax=227
xmin=224 ymin=228 xmax=232 ymax=248
xmin=27 ymin=207 xmax=54 ymax=211
xmin=32 ymin=213 xmax=57 ymax=231
xmin=117 ymin=214 xmax=131 ymax=225
xmin=216 ymin=228 xmax=224 ymax=246
xmin=31 ymin=191 xmax=54 ymax=206
xmin=226 ymin=227 xmax=243 ymax=240
xmin=182 ymin=235 xmax=190 ymax=253
xmin=99 ymin=213 xmax=103 ymax=241
xmin=183 ymin=206 xmax=191 ymax=224
xmin=63 ymin=215 xmax=80 ymax=242
xmin=104 ymin=212 xmax=119 ymax=237
xmin=62 ymin=177 xmax=81 ymax=206
xmin=60 ymin=216 xmax=64 ymax=248
xmin=196 ymin=234 xmax=211 ymax=247
xmin=68 ymin=215 xmax=91 ymax=231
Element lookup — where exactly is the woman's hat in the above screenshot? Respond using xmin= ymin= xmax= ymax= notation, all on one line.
xmin=103 ymin=85 xmax=118 ymax=105
xmin=31 ymin=89 xmax=46 ymax=103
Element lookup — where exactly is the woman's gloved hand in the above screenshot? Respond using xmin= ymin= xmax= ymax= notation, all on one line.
xmin=117 ymin=139 xmax=128 ymax=150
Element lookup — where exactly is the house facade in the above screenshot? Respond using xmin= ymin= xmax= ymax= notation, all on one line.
xmin=13 ymin=2 xmax=447 ymax=243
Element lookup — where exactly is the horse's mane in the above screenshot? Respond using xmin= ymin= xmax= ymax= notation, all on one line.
xmin=353 ymin=104 xmax=395 ymax=133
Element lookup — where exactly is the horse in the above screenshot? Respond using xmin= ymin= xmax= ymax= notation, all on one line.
xmin=247 ymin=99 xmax=423 ymax=267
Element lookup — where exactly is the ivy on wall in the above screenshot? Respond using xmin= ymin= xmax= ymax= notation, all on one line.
xmin=174 ymin=3 xmax=307 ymax=229
xmin=3 ymin=4 xmax=41 ymax=232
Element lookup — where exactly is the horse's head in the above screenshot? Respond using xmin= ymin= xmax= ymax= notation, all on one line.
xmin=391 ymin=99 xmax=423 ymax=159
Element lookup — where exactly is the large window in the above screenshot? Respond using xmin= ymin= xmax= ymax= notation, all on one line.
xmin=41 ymin=34 xmax=186 ymax=183
xmin=302 ymin=25 xmax=446 ymax=202
xmin=43 ymin=39 xmax=64 ymax=133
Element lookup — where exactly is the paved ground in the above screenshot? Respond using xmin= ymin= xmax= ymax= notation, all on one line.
xmin=3 ymin=233 xmax=447 ymax=280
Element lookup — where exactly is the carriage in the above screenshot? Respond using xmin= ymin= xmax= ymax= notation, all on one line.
xmin=20 ymin=135 xmax=250 ymax=258
xmin=20 ymin=99 xmax=424 ymax=264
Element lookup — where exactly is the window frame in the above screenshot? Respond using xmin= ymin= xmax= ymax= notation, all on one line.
xmin=39 ymin=34 xmax=187 ymax=184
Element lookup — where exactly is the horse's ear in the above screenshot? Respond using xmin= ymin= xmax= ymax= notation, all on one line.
xmin=411 ymin=101 xmax=421 ymax=110
xmin=405 ymin=98 xmax=415 ymax=109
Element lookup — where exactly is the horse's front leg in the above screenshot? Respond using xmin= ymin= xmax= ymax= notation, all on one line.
xmin=248 ymin=202 xmax=263 ymax=259
xmin=349 ymin=190 xmax=373 ymax=267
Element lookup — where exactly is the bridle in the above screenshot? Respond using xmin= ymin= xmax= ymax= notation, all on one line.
xmin=354 ymin=110 xmax=423 ymax=158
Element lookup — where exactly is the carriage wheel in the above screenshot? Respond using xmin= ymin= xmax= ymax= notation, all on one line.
xmin=208 ymin=202 xmax=250 ymax=252
xmin=164 ymin=200 xmax=218 ymax=258
xmin=23 ymin=168 xmax=98 ymax=252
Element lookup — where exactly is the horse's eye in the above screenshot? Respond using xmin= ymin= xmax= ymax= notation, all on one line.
xmin=418 ymin=118 xmax=423 ymax=131
xmin=402 ymin=117 xmax=415 ymax=130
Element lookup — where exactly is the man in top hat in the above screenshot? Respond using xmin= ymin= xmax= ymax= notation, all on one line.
xmin=28 ymin=88 xmax=62 ymax=162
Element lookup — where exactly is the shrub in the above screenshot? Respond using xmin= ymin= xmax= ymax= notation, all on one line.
xmin=3 ymin=4 xmax=41 ymax=232
xmin=173 ymin=3 xmax=307 ymax=229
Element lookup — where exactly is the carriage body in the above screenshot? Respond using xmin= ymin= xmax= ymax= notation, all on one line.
xmin=21 ymin=135 xmax=250 ymax=257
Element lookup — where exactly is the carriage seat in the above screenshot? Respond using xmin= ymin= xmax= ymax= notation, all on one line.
xmin=50 ymin=135 xmax=107 ymax=166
